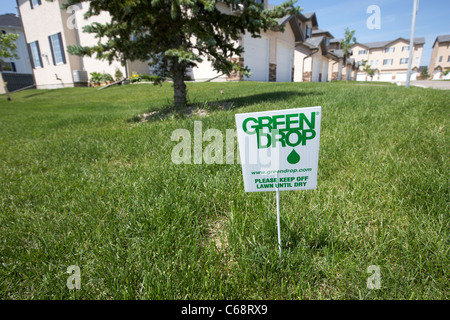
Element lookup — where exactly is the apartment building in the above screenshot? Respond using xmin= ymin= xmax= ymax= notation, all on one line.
xmin=429 ymin=35 xmax=450 ymax=80
xmin=17 ymin=0 xmax=148 ymax=89
xmin=351 ymin=37 xmax=425 ymax=82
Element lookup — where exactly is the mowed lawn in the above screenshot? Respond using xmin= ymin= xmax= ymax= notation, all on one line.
xmin=0 ymin=81 xmax=448 ymax=300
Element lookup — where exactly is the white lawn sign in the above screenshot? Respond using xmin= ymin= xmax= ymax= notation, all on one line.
xmin=235 ymin=106 xmax=322 ymax=256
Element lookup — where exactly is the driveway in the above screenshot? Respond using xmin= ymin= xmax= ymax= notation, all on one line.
xmin=398 ymin=80 xmax=450 ymax=90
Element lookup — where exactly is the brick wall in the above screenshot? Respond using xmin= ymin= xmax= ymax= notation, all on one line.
xmin=227 ymin=57 xmax=244 ymax=81
xmin=269 ymin=63 xmax=276 ymax=82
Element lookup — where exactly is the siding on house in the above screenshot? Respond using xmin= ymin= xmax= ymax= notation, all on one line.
xmin=18 ymin=0 xmax=148 ymax=89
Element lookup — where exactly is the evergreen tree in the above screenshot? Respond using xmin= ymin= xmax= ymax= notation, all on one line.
xmin=64 ymin=0 xmax=301 ymax=108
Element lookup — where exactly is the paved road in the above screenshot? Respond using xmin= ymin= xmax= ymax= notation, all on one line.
xmin=398 ymin=80 xmax=450 ymax=90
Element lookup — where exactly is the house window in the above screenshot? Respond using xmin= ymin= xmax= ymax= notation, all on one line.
xmin=30 ymin=0 xmax=41 ymax=9
xmin=415 ymin=57 xmax=420 ymax=65
xmin=48 ymin=33 xmax=66 ymax=65
xmin=359 ymin=49 xmax=367 ymax=55
xmin=1 ymin=30 xmax=6 ymax=34
xmin=306 ymin=26 xmax=311 ymax=39
xmin=0 ymin=61 xmax=16 ymax=72
xmin=383 ymin=59 xmax=393 ymax=65
xmin=448 ymin=56 xmax=450 ymax=62
xmin=402 ymin=46 xmax=409 ymax=52
xmin=29 ymin=41 xmax=43 ymax=68
xmin=370 ymin=60 xmax=373 ymax=66
xmin=375 ymin=60 xmax=379 ymax=66
xmin=400 ymin=58 xmax=409 ymax=64
xmin=325 ymin=37 xmax=329 ymax=47
xmin=439 ymin=56 xmax=443 ymax=62
xmin=385 ymin=47 xmax=395 ymax=53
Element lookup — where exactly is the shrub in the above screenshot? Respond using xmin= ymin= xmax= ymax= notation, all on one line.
xmin=102 ymin=73 xmax=113 ymax=83
xmin=90 ymin=72 xmax=103 ymax=85
xmin=130 ymin=74 xmax=141 ymax=83
xmin=90 ymin=72 xmax=114 ymax=85
xmin=115 ymin=68 xmax=124 ymax=81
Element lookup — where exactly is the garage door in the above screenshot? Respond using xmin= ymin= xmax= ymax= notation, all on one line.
xmin=379 ymin=73 xmax=392 ymax=82
xmin=443 ymin=71 xmax=450 ymax=80
xmin=356 ymin=72 xmax=366 ymax=81
xmin=276 ymin=42 xmax=293 ymax=82
xmin=372 ymin=72 xmax=380 ymax=81
xmin=411 ymin=71 xmax=417 ymax=81
xmin=312 ymin=58 xmax=320 ymax=82
xmin=244 ymin=33 xmax=269 ymax=81
xmin=396 ymin=72 xmax=407 ymax=82
xmin=433 ymin=70 xmax=441 ymax=80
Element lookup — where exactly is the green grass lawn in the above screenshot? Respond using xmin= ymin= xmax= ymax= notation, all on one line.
xmin=0 ymin=81 xmax=448 ymax=300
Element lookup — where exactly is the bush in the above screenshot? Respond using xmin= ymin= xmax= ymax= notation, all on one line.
xmin=130 ymin=74 xmax=141 ymax=83
xmin=90 ymin=72 xmax=103 ymax=85
xmin=115 ymin=68 xmax=124 ymax=81
xmin=102 ymin=73 xmax=113 ymax=83
xmin=90 ymin=72 xmax=114 ymax=85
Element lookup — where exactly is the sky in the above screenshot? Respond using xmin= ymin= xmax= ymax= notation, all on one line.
xmin=1 ymin=0 xmax=450 ymax=67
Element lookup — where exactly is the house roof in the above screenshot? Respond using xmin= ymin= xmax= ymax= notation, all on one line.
xmin=312 ymin=29 xmax=334 ymax=39
xmin=302 ymin=12 xmax=318 ymax=27
xmin=330 ymin=49 xmax=344 ymax=59
xmin=433 ymin=34 xmax=450 ymax=48
xmin=355 ymin=37 xmax=425 ymax=49
xmin=305 ymin=36 xmax=324 ymax=48
xmin=304 ymin=35 xmax=330 ymax=55
xmin=0 ymin=14 xmax=22 ymax=29
xmin=436 ymin=34 xmax=450 ymax=43
xmin=277 ymin=14 xmax=303 ymax=42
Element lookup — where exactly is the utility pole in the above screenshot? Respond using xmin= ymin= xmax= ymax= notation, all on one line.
xmin=406 ymin=0 xmax=419 ymax=88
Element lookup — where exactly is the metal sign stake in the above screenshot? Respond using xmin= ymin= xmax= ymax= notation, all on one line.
xmin=276 ymin=189 xmax=282 ymax=258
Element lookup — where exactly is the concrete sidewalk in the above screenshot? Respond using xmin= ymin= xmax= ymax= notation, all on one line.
xmin=397 ymin=80 xmax=450 ymax=90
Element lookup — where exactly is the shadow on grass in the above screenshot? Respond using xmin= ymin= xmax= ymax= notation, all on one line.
xmin=130 ymin=90 xmax=322 ymax=123
xmin=22 ymin=91 xmax=53 ymax=99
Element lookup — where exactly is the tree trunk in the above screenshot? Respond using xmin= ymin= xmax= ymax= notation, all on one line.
xmin=172 ymin=60 xmax=187 ymax=109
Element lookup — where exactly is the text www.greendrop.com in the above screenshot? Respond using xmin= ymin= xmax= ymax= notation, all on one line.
xmin=251 ymin=168 xmax=313 ymax=175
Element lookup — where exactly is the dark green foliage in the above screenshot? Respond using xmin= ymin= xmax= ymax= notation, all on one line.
xmin=63 ymin=0 xmax=301 ymax=107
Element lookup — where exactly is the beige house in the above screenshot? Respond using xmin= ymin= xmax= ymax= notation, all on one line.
xmin=429 ymin=35 xmax=450 ymax=80
xmin=188 ymin=2 xmax=301 ymax=83
xmin=351 ymin=37 xmax=425 ymax=82
xmin=293 ymin=12 xmax=343 ymax=83
xmin=17 ymin=0 xmax=148 ymax=89
xmin=190 ymin=8 xmax=339 ymax=84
